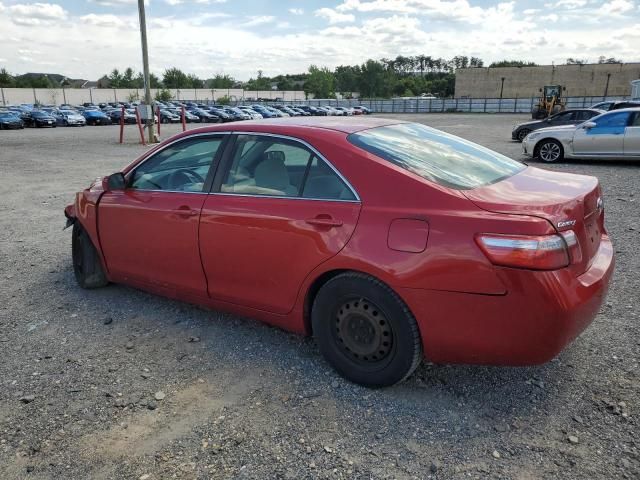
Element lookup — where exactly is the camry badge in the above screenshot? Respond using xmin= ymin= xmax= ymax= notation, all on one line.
xmin=557 ymin=219 xmax=577 ymax=228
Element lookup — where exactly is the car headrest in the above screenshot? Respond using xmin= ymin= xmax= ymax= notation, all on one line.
xmin=254 ymin=151 xmax=289 ymax=191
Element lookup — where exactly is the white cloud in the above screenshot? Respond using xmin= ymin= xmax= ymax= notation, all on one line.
xmin=597 ymin=0 xmax=634 ymax=15
xmin=315 ymin=7 xmax=356 ymax=24
xmin=540 ymin=13 xmax=559 ymax=22
xmin=89 ymin=0 xmax=135 ymax=6
xmin=8 ymin=2 xmax=67 ymax=26
xmin=288 ymin=8 xmax=304 ymax=15
xmin=165 ymin=0 xmax=226 ymax=4
xmin=554 ymin=0 xmax=587 ymax=7
xmin=241 ymin=15 xmax=276 ymax=27
xmin=80 ymin=13 xmax=134 ymax=28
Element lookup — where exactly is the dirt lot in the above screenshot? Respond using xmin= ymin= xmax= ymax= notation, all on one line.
xmin=0 ymin=114 xmax=638 ymax=480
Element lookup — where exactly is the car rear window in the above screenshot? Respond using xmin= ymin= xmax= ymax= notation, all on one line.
xmin=348 ymin=123 xmax=525 ymax=190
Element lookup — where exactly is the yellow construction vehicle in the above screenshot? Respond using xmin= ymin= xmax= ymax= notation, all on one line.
xmin=531 ymin=85 xmax=566 ymax=119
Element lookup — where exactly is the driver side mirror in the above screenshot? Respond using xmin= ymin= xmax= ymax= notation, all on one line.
xmin=102 ymin=172 xmax=126 ymax=192
xmin=583 ymin=121 xmax=597 ymax=129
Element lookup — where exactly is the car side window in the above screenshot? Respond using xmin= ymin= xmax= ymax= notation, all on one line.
xmin=129 ymin=136 xmax=223 ymax=192
xmin=553 ymin=112 xmax=573 ymax=122
xmin=630 ymin=113 xmax=640 ymax=127
xmin=302 ymin=157 xmax=356 ymax=200
xmin=576 ymin=111 xmax=596 ymax=121
xmin=594 ymin=112 xmax=631 ymax=128
xmin=221 ymin=135 xmax=311 ymax=197
xmin=220 ymin=135 xmax=356 ymax=201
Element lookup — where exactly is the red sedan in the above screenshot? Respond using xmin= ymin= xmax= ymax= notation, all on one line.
xmin=65 ymin=117 xmax=614 ymax=387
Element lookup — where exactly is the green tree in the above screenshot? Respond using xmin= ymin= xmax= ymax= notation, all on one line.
xmin=162 ymin=67 xmax=189 ymax=88
xmin=489 ymin=60 xmax=538 ymax=68
xmin=108 ymin=68 xmax=123 ymax=87
xmin=334 ymin=65 xmax=360 ymax=95
xmin=0 ymin=68 xmax=15 ymax=87
xmin=207 ymin=74 xmax=235 ymax=88
xmin=566 ymin=58 xmax=587 ymax=65
xmin=598 ymin=56 xmax=622 ymax=64
xmin=304 ymin=65 xmax=335 ymax=99
xmin=187 ymin=73 xmax=204 ymax=88
xmin=154 ymin=88 xmax=173 ymax=102
xmin=119 ymin=67 xmax=137 ymax=88
xmin=359 ymin=59 xmax=392 ymax=98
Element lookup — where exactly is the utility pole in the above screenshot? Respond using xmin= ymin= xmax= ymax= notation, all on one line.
xmin=137 ymin=0 xmax=154 ymax=143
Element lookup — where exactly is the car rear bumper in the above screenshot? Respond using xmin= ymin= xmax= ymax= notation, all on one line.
xmin=399 ymin=235 xmax=614 ymax=365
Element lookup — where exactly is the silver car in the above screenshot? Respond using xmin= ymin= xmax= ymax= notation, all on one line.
xmin=522 ymin=108 xmax=640 ymax=162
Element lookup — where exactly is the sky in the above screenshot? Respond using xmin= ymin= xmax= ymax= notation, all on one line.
xmin=0 ymin=0 xmax=638 ymax=81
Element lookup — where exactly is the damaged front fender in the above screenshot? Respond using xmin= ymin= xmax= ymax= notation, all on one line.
xmin=63 ymin=203 xmax=76 ymax=230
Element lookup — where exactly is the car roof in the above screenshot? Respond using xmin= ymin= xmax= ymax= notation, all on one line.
xmin=186 ymin=116 xmax=404 ymax=134
xmin=605 ymin=106 xmax=640 ymax=112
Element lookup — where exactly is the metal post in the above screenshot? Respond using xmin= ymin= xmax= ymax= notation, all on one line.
xmin=33 ymin=87 xmax=37 ymax=104
xmin=1 ymin=87 xmax=6 ymax=106
xmin=62 ymin=87 xmax=66 ymax=105
xmin=119 ymin=106 xmax=125 ymax=144
xmin=604 ymin=73 xmax=611 ymax=98
xmin=514 ymin=94 xmax=518 ymax=113
xmin=89 ymin=89 xmax=93 ymax=104
xmin=137 ymin=0 xmax=154 ymax=144
xmin=156 ymin=106 xmax=161 ymax=136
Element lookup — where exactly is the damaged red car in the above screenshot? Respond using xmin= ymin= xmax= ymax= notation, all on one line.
xmin=65 ymin=118 xmax=614 ymax=387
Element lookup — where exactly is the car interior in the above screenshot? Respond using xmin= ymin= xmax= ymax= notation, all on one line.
xmin=221 ymin=136 xmax=355 ymax=200
xmin=127 ymin=135 xmax=355 ymax=199
xmin=129 ymin=138 xmax=222 ymax=192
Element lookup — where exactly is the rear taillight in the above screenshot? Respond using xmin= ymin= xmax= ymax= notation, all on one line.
xmin=475 ymin=233 xmax=570 ymax=270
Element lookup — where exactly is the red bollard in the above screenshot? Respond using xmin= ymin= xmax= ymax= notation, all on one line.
xmin=119 ymin=106 xmax=124 ymax=144
xmin=135 ymin=108 xmax=146 ymax=146
xmin=181 ymin=106 xmax=186 ymax=132
xmin=156 ymin=106 xmax=161 ymax=136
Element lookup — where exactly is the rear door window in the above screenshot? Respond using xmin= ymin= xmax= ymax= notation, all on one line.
xmin=348 ymin=123 xmax=525 ymax=190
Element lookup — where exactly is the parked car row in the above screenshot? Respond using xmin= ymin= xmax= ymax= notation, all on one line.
xmin=0 ymin=101 xmax=373 ymax=131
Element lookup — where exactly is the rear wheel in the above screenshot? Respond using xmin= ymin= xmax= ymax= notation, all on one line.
xmin=517 ymin=129 xmax=531 ymax=142
xmin=72 ymin=223 xmax=108 ymax=289
xmin=312 ymin=272 xmax=422 ymax=387
xmin=537 ymin=139 xmax=564 ymax=163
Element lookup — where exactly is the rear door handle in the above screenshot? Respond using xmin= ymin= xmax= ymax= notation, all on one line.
xmin=174 ymin=206 xmax=199 ymax=218
xmin=305 ymin=216 xmax=343 ymax=228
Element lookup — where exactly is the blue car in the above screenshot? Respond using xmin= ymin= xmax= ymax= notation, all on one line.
xmin=83 ymin=109 xmax=112 ymax=126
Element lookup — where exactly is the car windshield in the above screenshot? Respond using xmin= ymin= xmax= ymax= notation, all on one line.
xmin=348 ymin=123 xmax=525 ymax=190
xmin=32 ymin=111 xmax=49 ymax=117
xmin=0 ymin=112 xmax=17 ymax=118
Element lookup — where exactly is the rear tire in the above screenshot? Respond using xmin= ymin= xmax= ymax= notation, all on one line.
xmin=536 ymin=139 xmax=564 ymax=163
xmin=312 ymin=272 xmax=422 ymax=387
xmin=72 ymin=223 xmax=108 ymax=289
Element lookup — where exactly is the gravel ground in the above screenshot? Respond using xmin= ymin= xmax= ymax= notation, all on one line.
xmin=0 ymin=114 xmax=638 ymax=480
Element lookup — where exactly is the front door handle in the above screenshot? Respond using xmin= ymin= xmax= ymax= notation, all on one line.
xmin=174 ymin=206 xmax=199 ymax=218
xmin=305 ymin=216 xmax=343 ymax=228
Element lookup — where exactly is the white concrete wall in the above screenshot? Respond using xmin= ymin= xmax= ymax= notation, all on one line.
xmin=0 ymin=88 xmax=308 ymax=106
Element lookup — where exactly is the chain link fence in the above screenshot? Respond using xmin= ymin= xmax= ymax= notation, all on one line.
xmin=231 ymin=96 xmax=630 ymax=114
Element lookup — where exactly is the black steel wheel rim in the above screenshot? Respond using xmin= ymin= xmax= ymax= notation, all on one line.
xmin=333 ymin=297 xmax=394 ymax=366
xmin=517 ymin=129 xmax=529 ymax=141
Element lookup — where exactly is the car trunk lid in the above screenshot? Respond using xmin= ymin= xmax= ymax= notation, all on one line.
xmin=463 ymin=166 xmax=604 ymax=275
